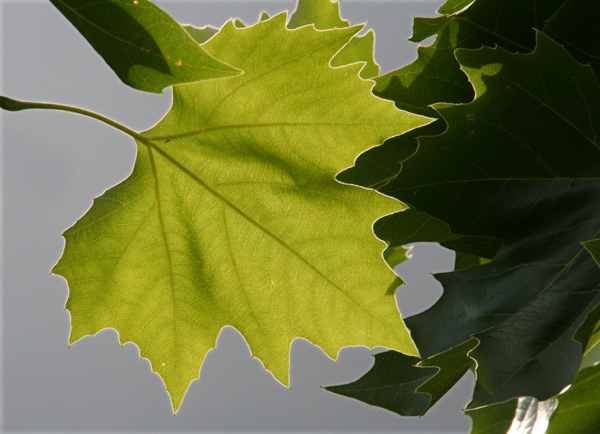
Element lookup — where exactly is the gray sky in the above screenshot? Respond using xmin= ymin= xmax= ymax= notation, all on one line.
xmin=1 ymin=1 xmax=474 ymax=432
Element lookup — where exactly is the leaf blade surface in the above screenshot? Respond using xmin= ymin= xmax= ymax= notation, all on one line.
xmin=52 ymin=14 xmax=431 ymax=412
xmin=50 ymin=0 xmax=240 ymax=92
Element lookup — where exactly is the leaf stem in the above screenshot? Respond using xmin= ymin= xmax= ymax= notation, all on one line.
xmin=0 ymin=95 xmax=150 ymax=144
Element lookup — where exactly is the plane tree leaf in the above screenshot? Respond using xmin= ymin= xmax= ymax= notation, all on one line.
xmin=350 ymin=0 xmax=566 ymax=212
xmin=385 ymin=33 xmax=600 ymax=408
xmin=373 ymin=0 xmax=565 ymax=118
xmin=576 ymin=241 xmax=600 ymax=355
xmin=288 ymin=0 xmax=349 ymax=30
xmin=50 ymin=0 xmax=240 ymax=93
xmin=436 ymin=0 xmax=475 ymax=15
xmin=467 ymin=397 xmax=558 ymax=434
xmin=326 ymin=339 xmax=476 ymax=416
xmin=182 ymin=25 xmax=218 ymax=45
xmin=331 ymin=30 xmax=379 ymax=79
xmin=46 ymin=14 xmax=431 ymax=413
xmin=544 ymin=0 xmax=600 ymax=77
xmin=547 ymin=364 xmax=600 ymax=434
xmin=328 ymin=0 xmax=600 ymax=416
xmin=341 ymin=0 xmax=566 ymax=264
xmin=466 ymin=399 xmax=517 ymax=434
xmin=288 ymin=0 xmax=380 ymax=78
xmin=468 ymin=364 xmax=600 ymax=434
xmin=584 ymin=239 xmax=600 ymax=267
xmin=574 ymin=302 xmax=600 ymax=356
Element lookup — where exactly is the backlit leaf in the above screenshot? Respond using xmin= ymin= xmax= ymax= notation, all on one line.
xmin=288 ymin=0 xmax=380 ymax=78
xmin=547 ymin=364 xmax=600 ymax=434
xmin=50 ymin=13 xmax=430 ymax=413
xmin=436 ymin=0 xmax=475 ymax=15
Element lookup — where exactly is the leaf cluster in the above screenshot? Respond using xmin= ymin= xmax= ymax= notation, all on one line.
xmin=330 ymin=0 xmax=600 ymax=431
xmin=2 ymin=0 xmax=600 ymax=431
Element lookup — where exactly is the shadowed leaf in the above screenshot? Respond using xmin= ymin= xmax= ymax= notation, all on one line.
xmin=326 ymin=339 xmax=476 ymax=416
xmin=392 ymin=33 xmax=600 ymax=408
xmin=544 ymin=0 xmax=600 ymax=77
xmin=50 ymin=0 xmax=239 ymax=92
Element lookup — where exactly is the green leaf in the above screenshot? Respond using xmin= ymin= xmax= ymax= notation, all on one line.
xmin=384 ymin=32 xmax=600 ymax=409
xmin=437 ymin=0 xmax=475 ymax=15
xmin=50 ymin=14 xmax=430 ymax=413
xmin=374 ymin=0 xmax=565 ymax=117
xmin=182 ymin=25 xmax=218 ymax=45
xmin=288 ymin=0 xmax=349 ymax=30
xmin=466 ymin=399 xmax=516 ymax=434
xmin=341 ymin=0 xmax=567 ymax=253
xmin=334 ymin=1 xmax=600 ymax=417
xmin=373 ymin=208 xmax=500 ymax=262
xmin=547 ymin=364 xmax=600 ymax=434
xmin=574 ymin=303 xmax=600 ymax=356
xmin=288 ymin=0 xmax=380 ymax=79
xmin=326 ymin=339 xmax=476 ymax=416
xmin=544 ymin=0 xmax=600 ymax=77
xmin=453 ymin=252 xmax=489 ymax=271
xmin=584 ymin=238 xmax=600 ymax=267
xmin=575 ymin=241 xmax=600 ymax=355
xmin=467 ymin=397 xmax=557 ymax=434
xmin=326 ymin=353 xmax=437 ymax=416
xmin=331 ymin=30 xmax=380 ymax=79
xmin=50 ymin=0 xmax=239 ymax=93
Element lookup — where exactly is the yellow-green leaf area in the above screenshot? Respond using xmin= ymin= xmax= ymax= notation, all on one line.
xmin=288 ymin=0 xmax=380 ymax=79
xmin=288 ymin=0 xmax=349 ymax=30
xmin=52 ymin=13 xmax=429 ymax=413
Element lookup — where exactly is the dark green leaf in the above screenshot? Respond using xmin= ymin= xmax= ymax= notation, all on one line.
xmin=454 ymin=251 xmax=490 ymax=271
xmin=466 ymin=399 xmax=516 ymax=434
xmin=387 ymin=33 xmax=600 ymax=408
xmin=326 ymin=353 xmax=437 ymax=416
xmin=544 ymin=0 xmax=600 ymax=77
xmin=326 ymin=340 xmax=476 ymax=416
xmin=583 ymin=238 xmax=600 ymax=267
xmin=374 ymin=0 xmax=565 ymax=117
xmin=341 ymin=0 xmax=567 ymax=262
xmin=50 ymin=0 xmax=239 ymax=93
